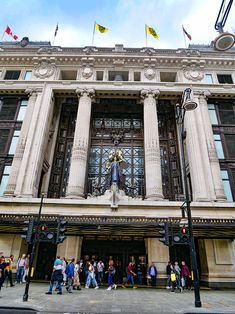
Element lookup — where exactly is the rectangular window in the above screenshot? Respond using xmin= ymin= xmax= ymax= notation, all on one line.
xmin=217 ymin=74 xmax=233 ymax=84
xmin=214 ymin=134 xmax=225 ymax=159
xmin=205 ymin=74 xmax=213 ymax=83
xmin=0 ymin=129 xmax=10 ymax=153
xmin=96 ymin=71 xmax=103 ymax=81
xmin=0 ymin=98 xmax=18 ymax=120
xmin=17 ymin=100 xmax=28 ymax=121
xmin=218 ymin=103 xmax=235 ymax=124
xmin=208 ymin=104 xmax=218 ymax=125
xmin=8 ymin=130 xmax=20 ymax=155
xmin=4 ymin=70 xmax=21 ymax=80
xmin=0 ymin=71 xmax=2 ymax=79
xmin=224 ymin=134 xmax=235 ymax=159
xmin=108 ymin=71 xmax=129 ymax=81
xmin=134 ymin=72 xmax=141 ymax=81
xmin=160 ymin=72 xmax=177 ymax=82
xmin=24 ymin=71 xmax=32 ymax=80
xmin=0 ymin=165 xmax=11 ymax=196
xmin=221 ymin=170 xmax=233 ymax=201
xmin=60 ymin=70 xmax=77 ymax=80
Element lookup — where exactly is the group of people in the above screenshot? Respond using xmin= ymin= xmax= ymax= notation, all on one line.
xmin=0 ymin=253 xmax=30 ymax=292
xmin=1 ymin=252 xmax=192 ymax=296
xmin=166 ymin=260 xmax=191 ymax=292
xmin=45 ymin=257 xmax=119 ymax=295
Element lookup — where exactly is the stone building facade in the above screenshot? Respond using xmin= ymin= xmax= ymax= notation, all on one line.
xmin=0 ymin=41 xmax=235 ymax=287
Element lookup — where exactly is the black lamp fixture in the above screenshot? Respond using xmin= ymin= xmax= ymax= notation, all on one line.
xmin=214 ymin=0 xmax=235 ymax=51
xmin=176 ymin=88 xmax=202 ymax=308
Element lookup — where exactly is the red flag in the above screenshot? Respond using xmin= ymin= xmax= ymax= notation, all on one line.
xmin=5 ymin=25 xmax=18 ymax=40
xmin=182 ymin=26 xmax=192 ymax=41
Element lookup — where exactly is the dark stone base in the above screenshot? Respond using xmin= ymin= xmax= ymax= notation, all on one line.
xmin=201 ymin=280 xmax=235 ymax=289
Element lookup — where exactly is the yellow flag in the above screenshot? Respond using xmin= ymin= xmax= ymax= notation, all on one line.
xmin=95 ymin=23 xmax=108 ymax=33
xmin=146 ymin=25 xmax=159 ymax=39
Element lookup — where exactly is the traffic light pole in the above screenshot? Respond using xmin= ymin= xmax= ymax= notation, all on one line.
xmin=23 ymin=193 xmax=44 ymax=302
xmin=179 ymin=121 xmax=202 ymax=308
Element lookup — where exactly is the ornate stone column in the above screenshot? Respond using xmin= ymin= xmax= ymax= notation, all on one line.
xmin=15 ymin=86 xmax=53 ymax=197
xmin=141 ymin=89 xmax=163 ymax=200
xmin=184 ymin=95 xmax=211 ymax=201
xmin=66 ymin=88 xmax=95 ymax=198
xmin=4 ymin=90 xmax=37 ymax=196
xmin=198 ymin=91 xmax=226 ymax=201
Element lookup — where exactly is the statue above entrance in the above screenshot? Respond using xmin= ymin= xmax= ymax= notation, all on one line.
xmin=105 ymin=149 xmax=127 ymax=190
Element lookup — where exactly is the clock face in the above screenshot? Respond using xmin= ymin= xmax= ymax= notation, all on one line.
xmin=173 ymin=235 xmax=181 ymax=242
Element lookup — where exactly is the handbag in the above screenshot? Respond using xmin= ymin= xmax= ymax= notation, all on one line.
xmin=170 ymin=273 xmax=176 ymax=282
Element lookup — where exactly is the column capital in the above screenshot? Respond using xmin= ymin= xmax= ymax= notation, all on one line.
xmin=75 ymin=88 xmax=95 ymax=100
xmin=25 ymin=87 xmax=42 ymax=97
xmin=140 ymin=89 xmax=160 ymax=101
xmin=193 ymin=89 xmax=211 ymax=100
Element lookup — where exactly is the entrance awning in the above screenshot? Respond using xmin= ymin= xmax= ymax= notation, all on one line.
xmin=0 ymin=214 xmax=235 ymax=238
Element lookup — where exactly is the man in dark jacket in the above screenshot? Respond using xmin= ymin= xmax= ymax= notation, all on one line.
xmin=66 ymin=258 xmax=75 ymax=293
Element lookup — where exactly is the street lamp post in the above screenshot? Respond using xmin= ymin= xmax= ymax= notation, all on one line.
xmin=23 ymin=193 xmax=44 ymax=302
xmin=176 ymin=88 xmax=202 ymax=308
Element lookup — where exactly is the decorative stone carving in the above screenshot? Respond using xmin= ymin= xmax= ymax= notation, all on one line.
xmin=183 ymin=65 xmax=204 ymax=81
xmin=34 ymin=60 xmax=56 ymax=78
xmin=83 ymin=46 xmax=98 ymax=55
xmin=144 ymin=67 xmax=156 ymax=80
xmin=37 ymin=47 xmax=63 ymax=54
xmin=81 ymin=66 xmax=93 ymax=79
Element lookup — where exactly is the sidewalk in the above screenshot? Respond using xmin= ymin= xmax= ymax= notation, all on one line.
xmin=0 ymin=283 xmax=235 ymax=314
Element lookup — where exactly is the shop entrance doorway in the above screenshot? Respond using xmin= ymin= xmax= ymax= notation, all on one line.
xmin=82 ymin=238 xmax=147 ymax=283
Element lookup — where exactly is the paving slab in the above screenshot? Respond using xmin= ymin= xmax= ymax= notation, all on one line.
xmin=0 ymin=283 xmax=235 ymax=314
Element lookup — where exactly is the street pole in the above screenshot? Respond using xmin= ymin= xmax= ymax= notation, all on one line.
xmin=23 ymin=193 xmax=44 ymax=302
xmin=179 ymin=118 xmax=202 ymax=308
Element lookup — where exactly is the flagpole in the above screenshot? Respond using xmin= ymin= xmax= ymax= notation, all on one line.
xmin=182 ymin=25 xmax=187 ymax=48
xmin=145 ymin=24 xmax=148 ymax=47
xmin=92 ymin=21 xmax=96 ymax=46
xmin=1 ymin=31 xmax=5 ymax=41
xmin=52 ymin=23 xmax=58 ymax=46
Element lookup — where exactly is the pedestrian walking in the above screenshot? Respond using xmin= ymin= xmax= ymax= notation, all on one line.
xmin=73 ymin=260 xmax=82 ymax=290
xmin=181 ymin=261 xmax=191 ymax=290
xmin=66 ymin=258 xmax=75 ymax=293
xmin=4 ymin=255 xmax=14 ymax=287
xmin=148 ymin=262 xmax=157 ymax=287
xmin=85 ymin=262 xmax=99 ymax=289
xmin=122 ymin=262 xmax=137 ymax=289
xmin=106 ymin=260 xmax=117 ymax=291
xmin=166 ymin=261 xmax=172 ymax=289
xmin=45 ymin=256 xmax=63 ymax=295
xmin=137 ymin=263 xmax=144 ymax=285
xmin=0 ymin=256 xmax=9 ymax=292
xmin=62 ymin=257 xmax=67 ymax=286
xmin=171 ymin=262 xmax=182 ymax=292
xmin=16 ymin=254 xmax=27 ymax=284
xmin=97 ymin=260 xmax=104 ymax=285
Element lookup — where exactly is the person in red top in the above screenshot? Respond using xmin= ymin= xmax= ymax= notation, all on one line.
xmin=122 ymin=262 xmax=137 ymax=289
xmin=181 ymin=261 xmax=191 ymax=290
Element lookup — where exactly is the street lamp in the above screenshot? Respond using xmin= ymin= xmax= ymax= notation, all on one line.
xmin=176 ymin=88 xmax=202 ymax=308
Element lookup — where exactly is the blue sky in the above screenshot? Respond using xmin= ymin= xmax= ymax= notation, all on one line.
xmin=0 ymin=0 xmax=234 ymax=48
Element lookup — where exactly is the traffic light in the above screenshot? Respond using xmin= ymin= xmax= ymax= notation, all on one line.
xmin=38 ymin=223 xmax=54 ymax=242
xmin=172 ymin=226 xmax=189 ymax=245
xmin=158 ymin=222 xmax=169 ymax=246
xmin=55 ymin=219 xmax=67 ymax=244
xmin=21 ymin=219 xmax=34 ymax=243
